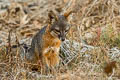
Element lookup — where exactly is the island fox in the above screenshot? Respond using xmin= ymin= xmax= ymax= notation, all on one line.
xmin=20 ymin=10 xmax=72 ymax=70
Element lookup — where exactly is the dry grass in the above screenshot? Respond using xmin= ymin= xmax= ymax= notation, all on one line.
xmin=0 ymin=0 xmax=120 ymax=80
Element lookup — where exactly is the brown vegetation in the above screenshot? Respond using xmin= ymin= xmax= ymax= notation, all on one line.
xmin=0 ymin=0 xmax=120 ymax=80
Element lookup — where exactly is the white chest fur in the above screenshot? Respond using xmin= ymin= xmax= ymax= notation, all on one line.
xmin=43 ymin=37 xmax=61 ymax=54
xmin=43 ymin=46 xmax=60 ymax=54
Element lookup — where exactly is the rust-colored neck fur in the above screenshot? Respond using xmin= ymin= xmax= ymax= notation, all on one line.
xmin=42 ymin=25 xmax=61 ymax=67
xmin=43 ymin=25 xmax=61 ymax=50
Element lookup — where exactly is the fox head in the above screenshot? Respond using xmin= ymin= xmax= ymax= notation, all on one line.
xmin=48 ymin=10 xmax=72 ymax=41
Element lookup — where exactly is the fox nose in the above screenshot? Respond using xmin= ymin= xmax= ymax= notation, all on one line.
xmin=61 ymin=38 xmax=65 ymax=41
xmin=59 ymin=34 xmax=65 ymax=41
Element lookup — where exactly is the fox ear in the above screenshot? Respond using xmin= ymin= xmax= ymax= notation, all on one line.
xmin=64 ymin=10 xmax=73 ymax=20
xmin=48 ymin=10 xmax=58 ymax=24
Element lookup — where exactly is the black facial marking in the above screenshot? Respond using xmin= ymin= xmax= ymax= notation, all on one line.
xmin=50 ymin=14 xmax=70 ymax=41
xmin=54 ymin=29 xmax=60 ymax=32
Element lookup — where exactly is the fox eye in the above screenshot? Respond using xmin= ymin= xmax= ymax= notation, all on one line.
xmin=53 ymin=29 xmax=60 ymax=34
xmin=65 ymin=30 xmax=68 ymax=32
xmin=55 ymin=29 xmax=60 ymax=32
xmin=65 ymin=28 xmax=69 ymax=32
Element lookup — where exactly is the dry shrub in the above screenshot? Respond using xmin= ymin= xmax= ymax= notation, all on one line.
xmin=0 ymin=0 xmax=120 ymax=80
